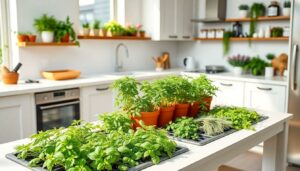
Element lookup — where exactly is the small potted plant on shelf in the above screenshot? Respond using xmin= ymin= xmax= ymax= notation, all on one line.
xmin=100 ymin=26 xmax=107 ymax=37
xmin=104 ymin=20 xmax=125 ymax=37
xmin=125 ymin=23 xmax=138 ymax=36
xmin=55 ymin=16 xmax=77 ymax=43
xmin=34 ymin=14 xmax=57 ymax=43
xmin=239 ymin=4 xmax=249 ymax=18
xmin=271 ymin=27 xmax=284 ymax=37
xmin=244 ymin=56 xmax=269 ymax=76
xmin=93 ymin=20 xmax=101 ymax=36
xmin=16 ymin=32 xmax=28 ymax=43
xmin=283 ymin=0 xmax=291 ymax=16
xmin=265 ymin=53 xmax=275 ymax=78
xmin=27 ymin=32 xmax=37 ymax=42
xmin=136 ymin=23 xmax=145 ymax=37
xmin=82 ymin=22 xmax=90 ymax=36
xmin=227 ymin=54 xmax=250 ymax=75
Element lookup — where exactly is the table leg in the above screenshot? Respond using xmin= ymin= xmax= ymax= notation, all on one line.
xmin=262 ymin=122 xmax=289 ymax=171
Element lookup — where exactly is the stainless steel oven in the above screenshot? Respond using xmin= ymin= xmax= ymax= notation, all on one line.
xmin=35 ymin=88 xmax=80 ymax=131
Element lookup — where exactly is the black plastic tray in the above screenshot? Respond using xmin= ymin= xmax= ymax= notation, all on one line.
xmin=168 ymin=115 xmax=269 ymax=146
xmin=6 ymin=146 xmax=188 ymax=171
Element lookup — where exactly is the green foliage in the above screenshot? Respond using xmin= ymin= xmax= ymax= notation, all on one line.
xmin=284 ymin=0 xmax=291 ymax=8
xmin=239 ymin=4 xmax=249 ymax=10
xmin=266 ymin=53 xmax=275 ymax=66
xmin=99 ymin=111 xmax=132 ymax=133
xmin=15 ymin=121 xmax=177 ymax=171
xmin=55 ymin=16 xmax=77 ymax=42
xmin=227 ymin=54 xmax=250 ymax=67
xmin=196 ymin=116 xmax=232 ymax=136
xmin=271 ymin=27 xmax=284 ymax=37
xmin=165 ymin=76 xmax=193 ymax=104
xmin=209 ymin=106 xmax=261 ymax=130
xmin=34 ymin=14 xmax=57 ymax=32
xmin=151 ymin=78 xmax=177 ymax=107
xmin=243 ymin=57 xmax=268 ymax=76
xmin=223 ymin=31 xmax=233 ymax=55
xmin=166 ymin=117 xmax=200 ymax=140
xmin=82 ymin=23 xmax=90 ymax=28
xmin=104 ymin=21 xmax=126 ymax=36
xmin=191 ymin=75 xmax=218 ymax=99
xmin=250 ymin=3 xmax=266 ymax=37
xmin=93 ymin=20 xmax=101 ymax=29
xmin=125 ymin=25 xmax=138 ymax=36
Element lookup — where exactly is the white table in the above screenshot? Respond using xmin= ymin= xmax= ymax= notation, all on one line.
xmin=0 ymin=110 xmax=293 ymax=171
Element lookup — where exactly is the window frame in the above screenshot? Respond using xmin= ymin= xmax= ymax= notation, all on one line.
xmin=0 ymin=0 xmax=12 ymax=67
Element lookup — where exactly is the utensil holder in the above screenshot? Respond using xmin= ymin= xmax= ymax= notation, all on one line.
xmin=2 ymin=72 xmax=19 ymax=84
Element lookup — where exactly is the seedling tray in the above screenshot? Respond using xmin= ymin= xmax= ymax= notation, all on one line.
xmin=168 ymin=115 xmax=269 ymax=146
xmin=6 ymin=146 xmax=188 ymax=171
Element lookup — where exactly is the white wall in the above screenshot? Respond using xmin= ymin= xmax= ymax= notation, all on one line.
xmin=13 ymin=0 xmax=179 ymax=79
xmin=177 ymin=0 xmax=290 ymax=70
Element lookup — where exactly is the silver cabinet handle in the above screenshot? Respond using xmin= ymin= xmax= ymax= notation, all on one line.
xmin=96 ymin=87 xmax=109 ymax=91
xmin=40 ymin=101 xmax=80 ymax=110
xmin=220 ymin=83 xmax=233 ymax=87
xmin=257 ymin=87 xmax=272 ymax=91
xmin=291 ymin=44 xmax=298 ymax=91
xmin=182 ymin=36 xmax=191 ymax=39
xmin=169 ymin=35 xmax=178 ymax=38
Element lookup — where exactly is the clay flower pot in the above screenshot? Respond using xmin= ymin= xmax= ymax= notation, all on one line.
xmin=61 ymin=33 xmax=70 ymax=42
xmin=203 ymin=97 xmax=213 ymax=112
xmin=188 ymin=101 xmax=200 ymax=118
xmin=139 ymin=31 xmax=146 ymax=37
xmin=132 ymin=110 xmax=160 ymax=128
xmin=17 ymin=35 xmax=28 ymax=42
xmin=101 ymin=29 xmax=107 ymax=37
xmin=158 ymin=105 xmax=175 ymax=127
xmin=28 ymin=35 xmax=37 ymax=42
xmin=173 ymin=103 xmax=190 ymax=120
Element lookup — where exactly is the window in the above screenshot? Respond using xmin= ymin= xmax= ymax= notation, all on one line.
xmin=79 ymin=0 xmax=112 ymax=25
xmin=0 ymin=0 xmax=11 ymax=66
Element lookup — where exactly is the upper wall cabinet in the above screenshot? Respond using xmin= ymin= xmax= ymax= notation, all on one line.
xmin=142 ymin=0 xmax=194 ymax=41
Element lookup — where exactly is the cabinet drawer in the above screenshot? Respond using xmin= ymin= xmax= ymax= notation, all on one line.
xmin=244 ymin=83 xmax=286 ymax=112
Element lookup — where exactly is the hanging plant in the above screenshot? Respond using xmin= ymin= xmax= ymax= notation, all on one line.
xmin=249 ymin=3 xmax=266 ymax=37
xmin=223 ymin=31 xmax=233 ymax=55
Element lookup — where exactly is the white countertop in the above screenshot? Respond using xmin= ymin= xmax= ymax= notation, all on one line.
xmin=0 ymin=110 xmax=292 ymax=171
xmin=0 ymin=69 xmax=288 ymax=97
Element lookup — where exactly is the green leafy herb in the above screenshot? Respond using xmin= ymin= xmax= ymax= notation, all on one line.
xmin=55 ymin=16 xmax=78 ymax=43
xmin=167 ymin=117 xmax=200 ymax=140
xmin=196 ymin=116 xmax=232 ymax=136
xmin=239 ymin=4 xmax=249 ymax=10
xmin=34 ymin=14 xmax=57 ymax=32
xmin=243 ymin=57 xmax=268 ymax=76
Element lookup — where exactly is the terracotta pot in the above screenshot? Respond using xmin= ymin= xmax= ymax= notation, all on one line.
xmin=203 ymin=96 xmax=213 ymax=112
xmin=158 ymin=105 xmax=175 ymax=127
xmin=61 ymin=33 xmax=70 ymax=42
xmin=188 ymin=101 xmax=200 ymax=118
xmin=2 ymin=72 xmax=19 ymax=85
xmin=17 ymin=35 xmax=28 ymax=42
xmin=28 ymin=35 xmax=37 ymax=42
xmin=139 ymin=31 xmax=145 ymax=37
xmin=101 ymin=29 xmax=107 ymax=37
xmin=132 ymin=110 xmax=160 ymax=128
xmin=173 ymin=103 xmax=189 ymax=120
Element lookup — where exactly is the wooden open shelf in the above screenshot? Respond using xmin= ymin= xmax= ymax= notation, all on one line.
xmin=18 ymin=42 xmax=78 ymax=47
xmin=225 ymin=16 xmax=290 ymax=22
xmin=194 ymin=37 xmax=289 ymax=41
xmin=78 ymin=35 xmax=151 ymax=40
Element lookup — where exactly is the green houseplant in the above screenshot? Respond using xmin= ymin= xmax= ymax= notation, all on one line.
xmin=227 ymin=54 xmax=250 ymax=75
xmin=125 ymin=24 xmax=138 ymax=36
xmin=223 ymin=31 xmax=233 ymax=55
xmin=283 ymin=0 xmax=291 ymax=16
xmin=82 ymin=22 xmax=90 ymax=36
xmin=55 ymin=16 xmax=77 ymax=43
xmin=244 ymin=56 xmax=269 ymax=76
xmin=34 ymin=14 xmax=57 ymax=43
xmin=239 ymin=4 xmax=249 ymax=18
xmin=104 ymin=21 xmax=126 ymax=36
xmin=271 ymin=27 xmax=284 ymax=37
xmin=93 ymin=20 xmax=101 ymax=36
xmin=249 ymin=3 xmax=266 ymax=37
xmin=265 ymin=53 xmax=276 ymax=78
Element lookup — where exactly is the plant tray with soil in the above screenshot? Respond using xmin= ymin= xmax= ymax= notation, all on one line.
xmin=6 ymin=146 xmax=188 ymax=171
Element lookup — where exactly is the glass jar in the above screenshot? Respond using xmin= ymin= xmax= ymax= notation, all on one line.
xmin=199 ymin=29 xmax=208 ymax=38
xmin=216 ymin=29 xmax=225 ymax=38
xmin=207 ymin=29 xmax=216 ymax=38
xmin=268 ymin=1 xmax=280 ymax=17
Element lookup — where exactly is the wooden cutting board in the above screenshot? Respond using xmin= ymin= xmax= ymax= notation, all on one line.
xmin=41 ymin=70 xmax=81 ymax=80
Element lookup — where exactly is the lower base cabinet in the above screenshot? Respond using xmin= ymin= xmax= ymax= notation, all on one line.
xmin=0 ymin=94 xmax=35 ymax=143
xmin=81 ymin=85 xmax=114 ymax=122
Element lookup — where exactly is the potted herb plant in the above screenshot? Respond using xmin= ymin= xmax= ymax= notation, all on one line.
xmin=227 ymin=54 xmax=250 ymax=75
xmin=125 ymin=24 xmax=138 ymax=36
xmin=104 ymin=20 xmax=125 ymax=37
xmin=16 ymin=32 xmax=28 ymax=43
xmin=82 ymin=22 xmax=90 ymax=36
xmin=136 ymin=23 xmax=145 ymax=37
xmin=27 ymin=32 xmax=37 ymax=42
xmin=265 ymin=53 xmax=275 ymax=78
xmin=244 ymin=56 xmax=269 ymax=76
xmin=100 ymin=26 xmax=107 ymax=37
xmin=55 ymin=16 xmax=76 ymax=43
xmin=283 ymin=0 xmax=291 ymax=16
xmin=239 ymin=4 xmax=249 ymax=18
xmin=271 ymin=27 xmax=284 ymax=37
xmin=34 ymin=14 xmax=57 ymax=43
xmin=93 ymin=20 xmax=101 ymax=36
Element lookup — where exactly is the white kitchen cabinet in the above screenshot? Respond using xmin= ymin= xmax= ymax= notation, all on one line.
xmin=0 ymin=94 xmax=35 ymax=143
xmin=81 ymin=85 xmax=114 ymax=122
xmin=244 ymin=83 xmax=286 ymax=113
xmin=142 ymin=0 xmax=194 ymax=40
xmin=211 ymin=79 xmax=245 ymax=107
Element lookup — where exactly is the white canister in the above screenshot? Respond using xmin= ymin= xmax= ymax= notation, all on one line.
xmin=265 ymin=26 xmax=271 ymax=38
xmin=41 ymin=31 xmax=54 ymax=43
xmin=216 ymin=29 xmax=225 ymax=38
xmin=199 ymin=29 xmax=208 ymax=38
xmin=258 ymin=28 xmax=264 ymax=38
xmin=93 ymin=29 xmax=100 ymax=36
xmin=239 ymin=10 xmax=248 ymax=18
xmin=265 ymin=67 xmax=274 ymax=78
xmin=83 ymin=28 xmax=90 ymax=36
xmin=233 ymin=67 xmax=243 ymax=76
xmin=207 ymin=29 xmax=216 ymax=38
xmin=283 ymin=8 xmax=291 ymax=16
xmin=283 ymin=26 xmax=290 ymax=37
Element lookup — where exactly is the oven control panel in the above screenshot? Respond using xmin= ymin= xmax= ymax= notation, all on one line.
xmin=35 ymin=88 xmax=80 ymax=105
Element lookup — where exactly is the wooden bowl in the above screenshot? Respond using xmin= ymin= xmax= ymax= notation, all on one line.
xmin=41 ymin=70 xmax=81 ymax=80
xmin=2 ymin=72 xmax=19 ymax=84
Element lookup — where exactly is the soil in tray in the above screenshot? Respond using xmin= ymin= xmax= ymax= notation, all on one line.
xmin=6 ymin=147 xmax=188 ymax=171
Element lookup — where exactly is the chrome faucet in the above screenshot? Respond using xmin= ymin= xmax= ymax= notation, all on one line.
xmin=115 ymin=43 xmax=129 ymax=72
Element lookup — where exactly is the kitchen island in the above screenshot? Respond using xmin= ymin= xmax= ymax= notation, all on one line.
xmin=0 ymin=110 xmax=292 ymax=171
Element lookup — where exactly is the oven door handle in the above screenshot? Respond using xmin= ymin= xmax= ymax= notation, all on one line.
xmin=40 ymin=100 xmax=80 ymax=110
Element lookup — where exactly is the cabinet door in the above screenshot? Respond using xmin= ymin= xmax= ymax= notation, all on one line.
xmin=245 ymin=83 xmax=286 ymax=112
xmin=81 ymin=85 xmax=114 ymax=122
xmin=160 ymin=0 xmax=178 ymax=40
xmin=211 ymin=79 xmax=245 ymax=107
xmin=178 ymin=0 xmax=193 ymax=40
xmin=0 ymin=94 xmax=35 ymax=143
